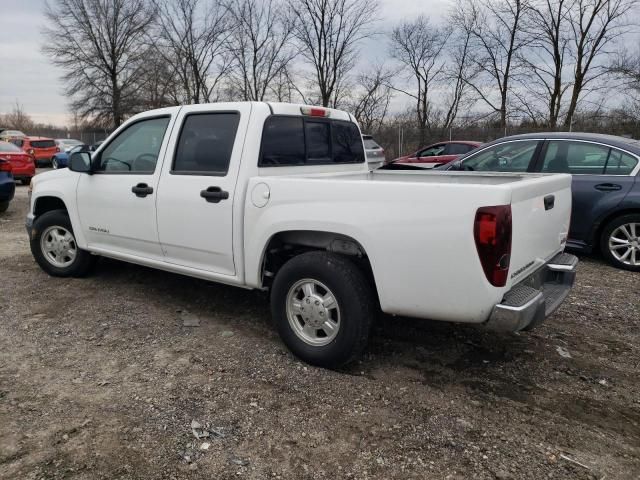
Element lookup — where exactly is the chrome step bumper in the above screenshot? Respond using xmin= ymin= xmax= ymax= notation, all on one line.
xmin=485 ymin=253 xmax=578 ymax=332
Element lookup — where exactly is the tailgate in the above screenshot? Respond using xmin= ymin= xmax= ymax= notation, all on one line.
xmin=508 ymin=174 xmax=572 ymax=287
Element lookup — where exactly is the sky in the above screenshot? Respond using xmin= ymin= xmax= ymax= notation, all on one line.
xmin=0 ymin=0 xmax=451 ymax=127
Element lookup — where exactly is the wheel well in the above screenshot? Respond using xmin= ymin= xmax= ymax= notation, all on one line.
xmin=593 ymin=208 xmax=640 ymax=247
xmin=261 ymin=230 xmax=376 ymax=290
xmin=34 ymin=196 xmax=68 ymax=217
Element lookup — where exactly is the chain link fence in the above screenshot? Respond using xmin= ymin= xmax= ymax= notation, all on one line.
xmin=370 ymin=121 xmax=640 ymax=161
xmin=28 ymin=127 xmax=110 ymax=145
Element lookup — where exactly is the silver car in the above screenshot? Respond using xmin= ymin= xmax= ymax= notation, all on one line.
xmin=363 ymin=135 xmax=385 ymax=169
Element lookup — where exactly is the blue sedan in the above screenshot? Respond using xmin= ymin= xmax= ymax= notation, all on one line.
xmin=0 ymin=158 xmax=16 ymax=213
xmin=436 ymin=132 xmax=640 ymax=271
xmin=51 ymin=144 xmax=90 ymax=169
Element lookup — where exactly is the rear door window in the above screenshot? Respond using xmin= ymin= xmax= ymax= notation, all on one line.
xmin=542 ymin=141 xmax=609 ymax=174
xmin=172 ymin=113 xmax=240 ymax=175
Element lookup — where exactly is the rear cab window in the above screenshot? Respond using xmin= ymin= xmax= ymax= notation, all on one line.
xmin=259 ymin=115 xmax=364 ymax=167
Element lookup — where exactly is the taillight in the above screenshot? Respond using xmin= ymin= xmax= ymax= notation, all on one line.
xmin=300 ymin=106 xmax=330 ymax=117
xmin=0 ymin=160 xmax=12 ymax=172
xmin=56 ymin=147 xmax=60 ymax=152
xmin=474 ymin=205 xmax=512 ymax=287
xmin=28 ymin=148 xmax=35 ymax=155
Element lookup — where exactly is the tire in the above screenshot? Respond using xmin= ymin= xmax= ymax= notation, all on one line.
xmin=20 ymin=177 xmax=31 ymax=186
xmin=600 ymin=213 xmax=640 ymax=272
xmin=52 ymin=157 xmax=58 ymax=169
xmin=30 ymin=210 xmax=96 ymax=277
xmin=270 ymin=251 xmax=375 ymax=368
xmin=0 ymin=201 xmax=8 ymax=213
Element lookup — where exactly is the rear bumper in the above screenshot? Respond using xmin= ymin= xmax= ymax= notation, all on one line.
xmin=484 ymin=253 xmax=578 ymax=332
xmin=12 ymin=165 xmax=35 ymax=178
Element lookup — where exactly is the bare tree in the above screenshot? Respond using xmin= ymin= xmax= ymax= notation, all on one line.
xmin=43 ymin=0 xmax=155 ymax=127
xmin=2 ymin=102 xmax=35 ymax=132
xmin=390 ymin=16 xmax=450 ymax=143
xmin=288 ymin=0 xmax=378 ymax=108
xmin=152 ymin=0 xmax=232 ymax=104
xmin=349 ymin=66 xmax=394 ymax=132
xmin=563 ymin=0 xmax=636 ymax=128
xmin=224 ymin=0 xmax=296 ymax=101
xmin=440 ymin=10 xmax=478 ymax=134
xmin=518 ymin=0 xmax=573 ymax=127
xmin=454 ymin=0 xmax=529 ymax=128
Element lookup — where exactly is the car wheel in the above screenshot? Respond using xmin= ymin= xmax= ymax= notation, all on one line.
xmin=600 ymin=213 xmax=640 ymax=272
xmin=270 ymin=251 xmax=375 ymax=368
xmin=52 ymin=158 xmax=58 ymax=169
xmin=0 ymin=201 xmax=8 ymax=213
xmin=30 ymin=210 xmax=96 ymax=277
xmin=21 ymin=177 xmax=31 ymax=186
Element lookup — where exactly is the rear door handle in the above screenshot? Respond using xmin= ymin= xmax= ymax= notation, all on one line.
xmin=132 ymin=183 xmax=153 ymax=197
xmin=594 ymin=183 xmax=622 ymax=191
xmin=200 ymin=186 xmax=229 ymax=203
xmin=544 ymin=194 xmax=555 ymax=211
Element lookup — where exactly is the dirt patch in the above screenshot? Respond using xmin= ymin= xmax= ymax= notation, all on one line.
xmin=1 ymin=177 xmax=639 ymax=479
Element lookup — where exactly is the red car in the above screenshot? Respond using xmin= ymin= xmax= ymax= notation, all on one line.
xmin=10 ymin=136 xmax=59 ymax=167
xmin=391 ymin=141 xmax=482 ymax=168
xmin=0 ymin=141 xmax=35 ymax=185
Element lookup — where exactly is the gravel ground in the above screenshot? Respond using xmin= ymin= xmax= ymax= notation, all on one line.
xmin=1 ymin=175 xmax=639 ymax=480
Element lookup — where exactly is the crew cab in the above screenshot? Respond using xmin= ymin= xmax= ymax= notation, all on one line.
xmin=26 ymin=102 xmax=577 ymax=368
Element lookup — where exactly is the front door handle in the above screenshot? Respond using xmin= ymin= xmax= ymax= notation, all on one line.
xmin=132 ymin=183 xmax=153 ymax=197
xmin=200 ymin=186 xmax=229 ymax=203
xmin=594 ymin=183 xmax=622 ymax=192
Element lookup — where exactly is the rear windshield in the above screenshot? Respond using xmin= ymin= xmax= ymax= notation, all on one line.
xmin=31 ymin=140 xmax=56 ymax=148
xmin=259 ymin=116 xmax=365 ymax=166
xmin=0 ymin=142 xmax=22 ymax=152
xmin=363 ymin=138 xmax=381 ymax=149
xmin=10 ymin=139 xmax=24 ymax=147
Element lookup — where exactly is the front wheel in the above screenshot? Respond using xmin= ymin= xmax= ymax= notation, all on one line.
xmin=600 ymin=214 xmax=640 ymax=271
xmin=270 ymin=251 xmax=375 ymax=368
xmin=30 ymin=210 xmax=96 ymax=277
xmin=52 ymin=157 xmax=58 ymax=169
xmin=0 ymin=201 xmax=8 ymax=213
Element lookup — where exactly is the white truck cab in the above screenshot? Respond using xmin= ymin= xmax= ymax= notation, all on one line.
xmin=27 ymin=102 xmax=577 ymax=367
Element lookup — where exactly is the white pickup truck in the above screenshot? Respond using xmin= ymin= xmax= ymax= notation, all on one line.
xmin=26 ymin=102 xmax=577 ymax=367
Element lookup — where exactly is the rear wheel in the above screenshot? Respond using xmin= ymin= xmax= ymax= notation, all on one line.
xmin=30 ymin=210 xmax=96 ymax=277
xmin=0 ymin=201 xmax=8 ymax=213
xmin=270 ymin=251 xmax=375 ymax=368
xmin=52 ymin=157 xmax=58 ymax=169
xmin=600 ymin=214 xmax=640 ymax=271
xmin=20 ymin=177 xmax=31 ymax=185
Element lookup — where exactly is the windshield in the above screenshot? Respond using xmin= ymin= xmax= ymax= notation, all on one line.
xmin=0 ymin=142 xmax=22 ymax=153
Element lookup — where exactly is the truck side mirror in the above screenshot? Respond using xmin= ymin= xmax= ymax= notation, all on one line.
xmin=69 ymin=151 xmax=92 ymax=173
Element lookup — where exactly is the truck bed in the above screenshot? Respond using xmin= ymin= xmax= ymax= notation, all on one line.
xmin=245 ymin=170 xmax=572 ymax=323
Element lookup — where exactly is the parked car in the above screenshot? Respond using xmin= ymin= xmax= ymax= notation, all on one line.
xmin=55 ymin=138 xmax=84 ymax=152
xmin=51 ymin=144 xmax=90 ymax=169
xmin=362 ymin=134 xmax=385 ymax=169
xmin=390 ymin=141 xmax=482 ymax=168
xmin=27 ymin=102 xmax=576 ymax=368
xmin=0 ymin=130 xmax=26 ymax=141
xmin=439 ymin=132 xmax=640 ymax=271
xmin=11 ymin=136 xmax=59 ymax=167
xmin=0 ymin=141 xmax=35 ymax=184
xmin=0 ymin=158 xmax=16 ymax=213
